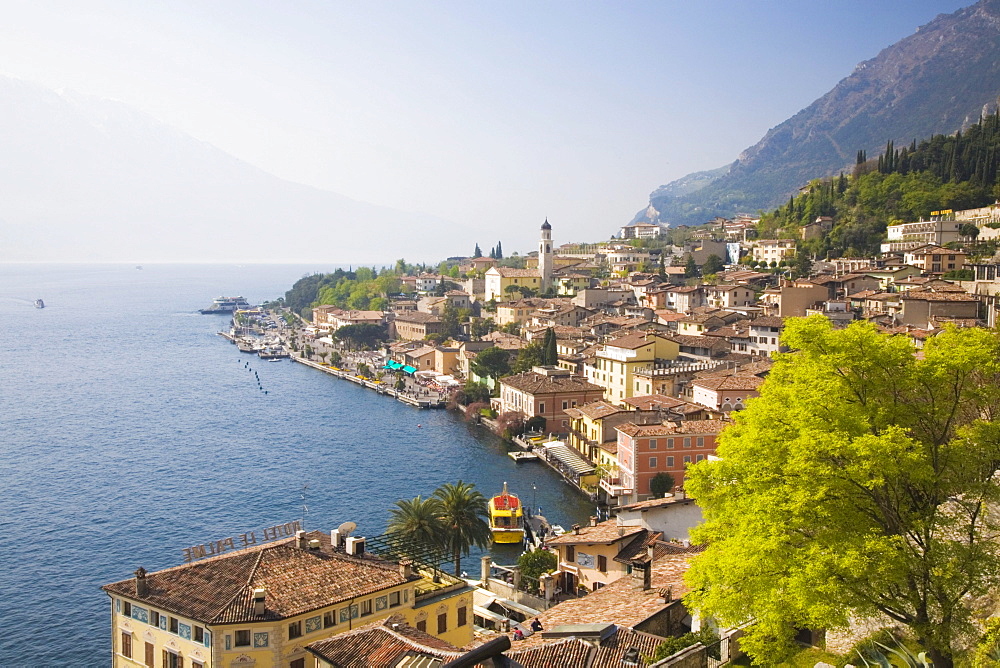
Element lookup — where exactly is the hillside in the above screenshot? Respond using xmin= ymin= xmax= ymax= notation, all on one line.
xmin=0 ymin=77 xmax=467 ymax=263
xmin=635 ymin=0 xmax=1000 ymax=227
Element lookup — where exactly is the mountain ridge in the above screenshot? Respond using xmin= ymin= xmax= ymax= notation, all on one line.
xmin=636 ymin=0 xmax=1000 ymax=227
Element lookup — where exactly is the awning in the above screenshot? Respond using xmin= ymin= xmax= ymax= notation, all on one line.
xmin=402 ymin=365 xmax=417 ymax=374
xmin=494 ymin=597 xmax=542 ymax=618
xmin=473 ymin=605 xmax=508 ymax=624
xmin=543 ymin=443 xmax=596 ymax=475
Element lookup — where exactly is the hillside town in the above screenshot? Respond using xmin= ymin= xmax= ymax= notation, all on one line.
xmin=98 ymin=207 xmax=1000 ymax=667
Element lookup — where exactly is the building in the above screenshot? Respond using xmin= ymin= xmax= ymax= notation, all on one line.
xmin=102 ymin=528 xmax=474 ymax=668
xmin=312 ymin=308 xmax=385 ymax=331
xmin=583 ymin=332 xmax=680 ymax=404
xmin=615 ymin=420 xmax=727 ymax=502
xmin=391 ymin=311 xmax=444 ymax=341
xmin=544 ymin=519 xmax=646 ymax=592
xmin=539 ymin=219 xmax=554 ymax=293
xmin=484 ymin=267 xmax=543 ymax=302
xmin=614 ymin=492 xmax=703 ymax=542
xmin=902 ymin=245 xmax=969 ymax=275
xmin=883 ymin=217 xmax=964 ymax=251
xmin=496 ymin=366 xmax=605 ymax=434
xmin=620 ymin=221 xmax=665 ymax=239
xmin=690 ymin=374 xmax=764 ymax=413
xmin=751 ymin=239 xmax=796 ymax=265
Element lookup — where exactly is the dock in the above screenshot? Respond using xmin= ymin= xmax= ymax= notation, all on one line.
xmin=291 ymin=356 xmax=446 ymax=409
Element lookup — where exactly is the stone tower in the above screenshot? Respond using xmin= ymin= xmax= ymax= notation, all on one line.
xmin=539 ymin=218 xmax=553 ymax=293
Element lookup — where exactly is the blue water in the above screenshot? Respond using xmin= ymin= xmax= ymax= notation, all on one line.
xmin=0 ymin=264 xmax=594 ymax=666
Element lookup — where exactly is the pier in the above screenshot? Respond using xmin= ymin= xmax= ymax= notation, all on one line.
xmin=291 ymin=356 xmax=446 ymax=409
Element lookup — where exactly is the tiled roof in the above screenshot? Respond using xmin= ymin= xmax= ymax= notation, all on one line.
xmin=394 ymin=311 xmax=442 ymax=324
xmin=505 ymin=637 xmax=593 ymax=667
xmin=748 ymin=316 xmax=785 ymax=328
xmin=501 ymin=372 xmax=604 ymax=396
xmin=102 ymin=531 xmax=413 ymax=624
xmin=615 ymin=495 xmax=697 ymax=513
xmin=691 ymin=375 xmax=764 ymax=392
xmin=306 ymin=615 xmax=463 ymax=667
xmin=621 ymin=395 xmax=708 ymax=415
xmin=602 ymin=333 xmax=657 ymax=350
xmin=616 ymin=420 xmax=729 ymax=438
xmin=572 ymin=400 xmax=626 ymax=420
xmin=696 ymin=358 xmax=773 ymax=379
xmin=902 ymin=291 xmax=978 ymax=302
xmin=493 ymin=267 xmax=541 ymax=278
xmin=545 ymin=520 xmax=643 ymax=546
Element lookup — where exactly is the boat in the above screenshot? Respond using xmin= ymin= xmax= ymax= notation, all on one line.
xmin=488 ymin=482 xmax=525 ymax=544
xmin=34 ymin=299 xmax=45 ymax=309
xmin=199 ymin=296 xmax=252 ymax=314
xmin=507 ymin=451 xmax=539 ymax=463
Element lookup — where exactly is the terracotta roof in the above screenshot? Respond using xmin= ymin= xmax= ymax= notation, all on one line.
xmin=394 ymin=311 xmax=442 ymax=324
xmin=902 ymin=291 xmax=977 ymax=302
xmin=545 ymin=520 xmax=643 ymax=546
xmin=616 ymin=495 xmax=698 ymax=513
xmin=500 ymin=372 xmax=604 ymax=396
xmin=691 ymin=375 xmax=764 ymax=392
xmin=748 ymin=316 xmax=785 ymax=328
xmin=493 ymin=267 xmax=540 ymax=278
xmin=696 ymin=358 xmax=773 ymax=379
xmin=306 ymin=615 xmax=464 ymax=667
xmin=571 ymin=400 xmax=626 ymax=420
xmin=506 ymin=637 xmax=593 ymax=667
xmin=616 ymin=420 xmax=729 ymax=438
xmin=102 ymin=531 xmax=413 ymax=625
xmin=602 ymin=333 xmax=657 ymax=350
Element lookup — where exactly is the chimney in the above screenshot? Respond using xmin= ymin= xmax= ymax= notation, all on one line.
xmin=675 ymin=486 xmax=686 ymax=500
xmin=646 ymin=544 xmax=655 ymax=561
xmin=331 ymin=529 xmax=342 ymax=549
xmin=252 ymin=588 xmax=266 ymax=616
xmin=346 ymin=536 xmax=366 ymax=556
xmin=399 ymin=558 xmax=413 ymax=579
xmin=134 ymin=567 xmax=148 ymax=597
xmin=642 ymin=564 xmax=652 ymax=591
xmin=572 ymin=524 xmax=581 ymax=535
xmin=308 ymin=539 xmax=321 ymax=550
xmin=295 ymin=530 xmax=307 ymax=549
xmin=589 ymin=516 xmax=598 ymax=527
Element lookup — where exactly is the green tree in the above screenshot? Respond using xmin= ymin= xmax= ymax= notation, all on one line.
xmin=433 ymin=481 xmax=491 ymax=577
xmin=648 ymin=472 xmax=675 ymax=498
xmin=702 ymin=254 xmax=725 ymax=274
xmin=473 ymin=243 xmax=482 ymax=258
xmin=685 ymin=317 xmax=1000 ymax=667
xmin=470 ymin=346 xmax=511 ymax=384
xmin=512 ymin=341 xmax=545 ymax=374
xmin=542 ymin=328 xmax=558 ymax=366
xmin=960 ymin=222 xmax=980 ymax=241
xmin=334 ymin=323 xmax=388 ymax=350
xmin=684 ymin=254 xmax=699 ymax=278
xmin=386 ymin=495 xmax=446 ymax=560
xmin=517 ymin=549 xmax=558 ymax=594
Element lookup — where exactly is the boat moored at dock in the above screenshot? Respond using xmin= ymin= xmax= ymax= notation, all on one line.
xmin=199 ymin=296 xmax=251 ymax=314
xmin=489 ymin=482 xmax=525 ymax=544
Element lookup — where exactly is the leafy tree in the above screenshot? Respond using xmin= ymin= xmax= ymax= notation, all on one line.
xmin=433 ymin=481 xmax=491 ymax=577
xmin=960 ymin=222 xmax=980 ymax=240
xmin=470 ymin=347 xmax=511 ymax=384
xmin=702 ymin=254 xmax=725 ymax=274
xmin=512 ymin=341 xmax=545 ymax=374
xmin=386 ymin=495 xmax=446 ymax=560
xmin=647 ymin=629 xmax=720 ymax=662
xmin=648 ymin=472 xmax=675 ymax=498
xmin=334 ymin=323 xmax=388 ymax=350
xmin=456 ymin=382 xmax=491 ymax=406
xmin=328 ymin=351 xmax=342 ymax=366
xmin=685 ymin=317 xmax=1000 ymax=667
xmin=517 ymin=549 xmax=558 ymax=594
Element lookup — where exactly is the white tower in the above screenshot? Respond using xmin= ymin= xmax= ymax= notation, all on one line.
xmin=539 ymin=218 xmax=553 ymax=293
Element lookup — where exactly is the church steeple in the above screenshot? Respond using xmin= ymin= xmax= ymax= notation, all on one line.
xmin=539 ymin=219 xmax=553 ymax=291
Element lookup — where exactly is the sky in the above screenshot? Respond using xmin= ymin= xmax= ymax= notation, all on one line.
xmin=0 ymin=1 xmax=974 ymax=255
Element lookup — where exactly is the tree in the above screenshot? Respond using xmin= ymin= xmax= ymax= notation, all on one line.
xmin=433 ymin=481 xmax=491 ymax=577
xmin=960 ymin=222 xmax=980 ymax=241
xmin=512 ymin=341 xmax=545 ymax=374
xmin=684 ymin=254 xmax=699 ymax=278
xmin=791 ymin=249 xmax=813 ymax=279
xmin=648 ymin=472 xmax=675 ymax=498
xmin=473 ymin=243 xmax=482 ymax=258
xmin=702 ymin=254 xmax=725 ymax=275
xmin=517 ymin=549 xmax=558 ymax=594
xmin=470 ymin=346 xmax=511 ymax=384
xmin=495 ymin=241 xmax=503 ymax=259
xmin=542 ymin=328 xmax=557 ymax=366
xmin=386 ymin=495 xmax=446 ymax=560
xmin=335 ymin=323 xmax=388 ymax=350
xmin=684 ymin=317 xmax=1000 ymax=666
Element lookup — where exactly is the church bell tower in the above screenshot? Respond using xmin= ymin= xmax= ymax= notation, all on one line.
xmin=539 ymin=218 xmax=553 ymax=292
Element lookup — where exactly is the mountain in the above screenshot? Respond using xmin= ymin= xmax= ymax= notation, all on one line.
xmin=635 ymin=0 xmax=1000 ymax=227
xmin=0 ymin=77 xmax=467 ymax=263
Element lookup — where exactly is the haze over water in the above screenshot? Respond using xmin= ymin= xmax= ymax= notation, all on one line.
xmin=0 ymin=263 xmax=594 ymax=665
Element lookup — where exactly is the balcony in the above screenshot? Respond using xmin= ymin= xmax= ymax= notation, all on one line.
xmin=599 ymin=477 xmax=632 ymax=498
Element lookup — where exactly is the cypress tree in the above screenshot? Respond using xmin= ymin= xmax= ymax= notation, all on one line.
xmin=496 ymin=241 xmax=503 ymax=259
xmin=473 ymin=243 xmax=482 ymax=258
xmin=543 ymin=328 xmax=557 ymax=366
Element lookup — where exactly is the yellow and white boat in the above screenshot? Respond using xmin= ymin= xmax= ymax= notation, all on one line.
xmin=489 ymin=482 xmax=525 ymax=544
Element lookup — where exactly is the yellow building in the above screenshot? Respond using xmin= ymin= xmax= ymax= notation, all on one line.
xmin=484 ymin=267 xmax=542 ymax=302
xmin=583 ymin=332 xmax=679 ymax=404
xmin=102 ymin=528 xmax=473 ymax=668
xmin=545 ymin=519 xmax=647 ymax=593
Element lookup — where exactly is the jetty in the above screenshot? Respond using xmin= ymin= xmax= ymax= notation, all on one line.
xmin=291 ymin=356 xmax=446 ymax=409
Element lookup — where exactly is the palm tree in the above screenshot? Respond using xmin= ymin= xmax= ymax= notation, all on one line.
xmin=386 ymin=495 xmax=446 ymax=561
xmin=433 ymin=481 xmax=491 ymax=577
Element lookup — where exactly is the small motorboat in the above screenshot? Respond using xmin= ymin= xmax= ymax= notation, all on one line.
xmin=489 ymin=482 xmax=525 ymax=544
xmin=34 ymin=299 xmax=45 ymax=309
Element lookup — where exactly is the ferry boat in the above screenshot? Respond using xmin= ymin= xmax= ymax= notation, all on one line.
xmin=34 ymin=299 xmax=45 ymax=309
xmin=199 ymin=296 xmax=251 ymax=314
xmin=488 ymin=482 xmax=525 ymax=544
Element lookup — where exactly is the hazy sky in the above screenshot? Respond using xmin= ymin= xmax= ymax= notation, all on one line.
xmin=0 ymin=1 xmax=972 ymax=250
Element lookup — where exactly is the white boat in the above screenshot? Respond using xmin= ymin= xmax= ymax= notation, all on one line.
xmin=199 ymin=296 xmax=251 ymax=314
xmin=34 ymin=299 xmax=45 ymax=309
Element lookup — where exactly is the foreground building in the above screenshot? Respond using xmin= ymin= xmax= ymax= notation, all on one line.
xmin=102 ymin=528 xmax=473 ymax=667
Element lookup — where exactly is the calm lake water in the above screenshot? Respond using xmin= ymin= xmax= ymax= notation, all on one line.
xmin=0 ymin=264 xmax=594 ymax=666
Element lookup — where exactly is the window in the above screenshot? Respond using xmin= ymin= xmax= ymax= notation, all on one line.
xmin=193 ymin=626 xmax=204 ymax=643
xmin=696 ymin=437 xmax=704 ymax=447
xmin=566 ymin=546 xmax=575 ymax=562
xmin=666 ymin=438 xmax=674 ymax=449
xmin=649 ymin=439 xmax=657 ymax=449
xmin=145 ymin=642 xmax=154 ymax=667
xmin=649 ymin=457 xmax=657 ymax=468
xmin=539 ymin=402 xmax=545 ymax=413
xmin=289 ymin=620 xmax=302 ymax=639
xmin=361 ymin=599 xmax=373 ymax=617
xmin=123 ymin=601 xmax=132 ymax=617
xmin=667 ymin=456 xmax=674 ymax=467
xmin=683 ymin=455 xmax=692 ymax=464
xmin=438 ymin=613 xmax=448 ymax=634
xmin=457 ymin=606 xmax=467 ymax=627
xmin=192 ymin=663 xmax=203 ymax=668
xmin=598 ymin=555 xmax=607 ymax=573
xmin=235 ymin=630 xmax=251 ymax=647
xmin=696 ymin=454 xmax=705 ymax=462
xmin=162 ymin=651 xmax=180 ymax=668
xmin=169 ymin=617 xmax=179 ymax=634
xmin=562 ymin=400 xmax=568 ymax=410
xmin=389 ymin=591 xmax=401 ymax=607
xmin=290 ymin=660 xmax=305 ymax=668
xmin=121 ymin=632 xmax=132 ymax=659
xmin=416 ymin=619 xmax=427 ymax=633
xmin=683 ymin=437 xmax=691 ymax=448
xmin=150 ymin=611 xmax=160 ymax=627
xmin=323 ymin=610 xmax=336 ymax=628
